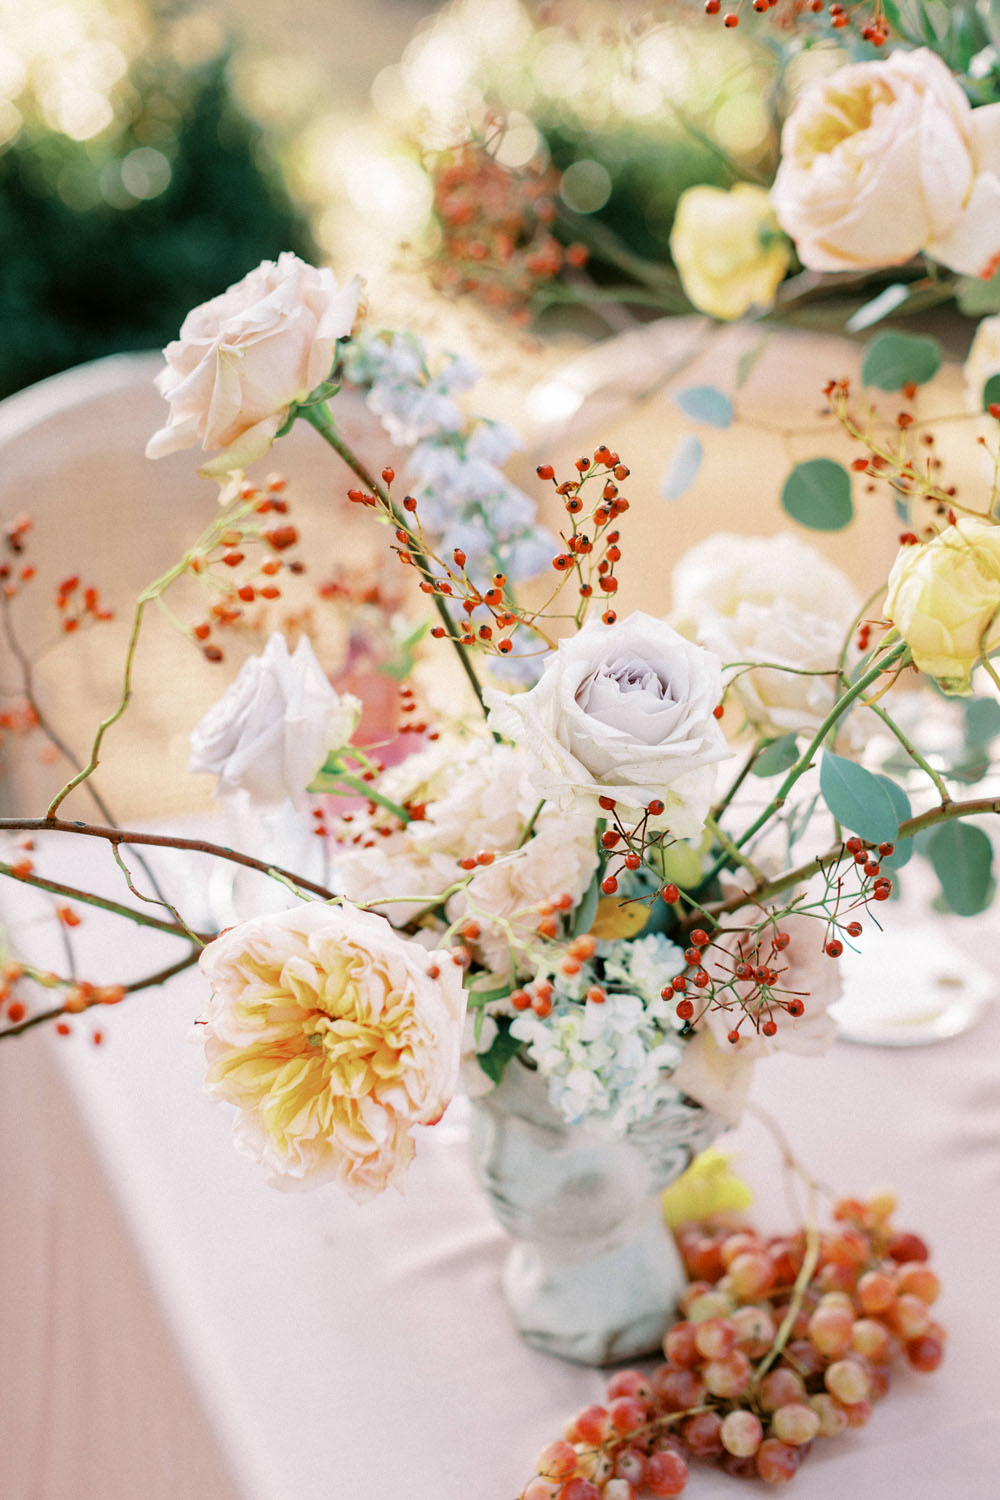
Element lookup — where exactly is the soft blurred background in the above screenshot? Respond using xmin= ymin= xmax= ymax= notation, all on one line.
xmin=0 ymin=0 xmax=989 ymax=821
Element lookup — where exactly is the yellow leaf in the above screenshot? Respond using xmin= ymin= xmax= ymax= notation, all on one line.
xmin=661 ymin=1148 xmax=753 ymax=1229
xmin=588 ymin=897 xmax=650 ymax=941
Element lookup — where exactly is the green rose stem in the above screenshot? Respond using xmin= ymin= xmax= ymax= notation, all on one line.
xmin=0 ymin=952 xmax=203 ymax=1042
xmin=299 ymin=400 xmax=491 ymax=725
xmin=44 ymin=552 xmax=193 ymax=820
xmin=699 ymin=639 xmax=908 ymax=892
xmin=863 ymin=700 xmax=952 ymax=801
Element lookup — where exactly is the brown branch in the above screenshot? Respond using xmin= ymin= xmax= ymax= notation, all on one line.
xmin=0 ymin=818 xmax=337 ymax=901
xmin=704 ymin=795 xmax=1000 ymax=917
xmin=0 ymin=951 xmax=203 ymax=1041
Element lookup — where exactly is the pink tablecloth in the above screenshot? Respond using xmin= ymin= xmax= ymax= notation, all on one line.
xmin=1 ymin=832 xmax=999 ymax=1500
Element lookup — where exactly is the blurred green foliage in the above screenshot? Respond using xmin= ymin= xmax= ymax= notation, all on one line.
xmin=0 ymin=57 xmax=315 ymax=398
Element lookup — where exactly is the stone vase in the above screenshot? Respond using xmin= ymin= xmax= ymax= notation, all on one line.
xmin=469 ymin=1057 xmax=722 ymax=1366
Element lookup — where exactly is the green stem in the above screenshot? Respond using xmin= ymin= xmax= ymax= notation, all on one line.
xmin=300 ymin=402 xmax=491 ymax=725
xmin=864 ymin=700 xmax=951 ymax=802
xmin=709 ymin=737 xmax=770 ymax=822
xmin=320 ymin=772 xmax=411 ymax=824
xmin=516 ymin=799 xmax=545 ymax=850
xmin=703 ymin=815 xmax=767 ymax=886
xmin=701 ymin=641 xmax=907 ymax=889
xmin=45 ymin=552 xmax=191 ymax=818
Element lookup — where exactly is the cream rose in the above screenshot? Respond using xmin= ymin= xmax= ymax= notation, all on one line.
xmin=672 ymin=534 xmax=861 ymax=738
xmin=198 ymin=901 xmax=466 ymax=1198
xmin=190 ymin=633 xmax=361 ymax=808
xmin=963 ymin=313 xmax=1000 ymax=412
xmin=670 ymin=184 xmax=790 ymax=321
xmin=147 ymin=253 xmax=362 ymax=473
xmin=772 ymin=49 xmax=1000 ymax=277
xmin=484 ymin=612 xmax=729 ymax=834
xmin=884 ymin=517 xmax=1000 ymax=692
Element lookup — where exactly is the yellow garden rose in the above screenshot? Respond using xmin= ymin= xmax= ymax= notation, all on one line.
xmin=884 ymin=517 xmax=1000 ymax=693
xmin=670 ymin=184 xmax=790 ymax=321
xmin=198 ymin=901 xmax=466 ymax=1199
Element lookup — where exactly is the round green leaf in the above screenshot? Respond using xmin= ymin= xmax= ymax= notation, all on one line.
xmin=751 ymin=734 xmax=799 ymax=779
xmin=861 ymin=331 xmax=941 ymax=391
xmin=673 ymin=385 xmax=733 ymax=427
xmin=927 ymin=821 xmax=994 ymax=916
xmin=983 ymin=373 xmax=1000 ymax=411
xmin=819 ymin=751 xmax=903 ymax=843
xmin=781 ymin=459 xmax=854 ymax=531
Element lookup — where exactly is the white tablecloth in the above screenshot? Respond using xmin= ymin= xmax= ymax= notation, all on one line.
xmin=2 ymin=832 xmax=999 ymax=1500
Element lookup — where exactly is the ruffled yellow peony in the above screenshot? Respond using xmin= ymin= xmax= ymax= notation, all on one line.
xmin=198 ymin=901 xmax=466 ymax=1199
xmin=884 ymin=518 xmax=1000 ymax=693
xmin=670 ymin=184 xmax=789 ymax=321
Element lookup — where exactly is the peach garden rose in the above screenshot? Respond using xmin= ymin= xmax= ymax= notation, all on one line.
xmin=772 ymin=49 xmax=1000 ymax=278
xmin=198 ymin=901 xmax=467 ymax=1199
xmin=147 ymin=252 xmax=362 ymax=474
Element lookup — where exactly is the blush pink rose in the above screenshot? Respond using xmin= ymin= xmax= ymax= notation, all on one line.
xmin=147 ymin=252 xmax=362 ymax=473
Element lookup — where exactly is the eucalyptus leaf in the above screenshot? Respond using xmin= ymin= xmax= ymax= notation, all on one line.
xmin=983 ymin=373 xmax=1000 ymax=411
xmin=965 ymin=695 xmax=1000 ymax=744
xmin=927 ymin=821 xmax=994 ymax=915
xmin=781 ymin=459 xmax=853 ymax=531
xmin=956 ymin=267 xmax=1000 ymax=316
xmin=660 ymin=433 xmax=703 ymax=501
xmin=876 ymin=777 xmax=914 ymax=870
xmin=845 ymin=283 xmax=911 ymax=334
xmin=571 ymin=868 xmax=602 ymax=938
xmin=673 ymin=385 xmax=733 ymax=427
xmin=750 ymin=734 xmax=799 ymax=779
xmin=476 ymin=1023 xmax=524 ymax=1086
xmin=820 ymin=751 xmax=904 ymax=843
xmin=861 ymin=331 xmax=941 ymax=391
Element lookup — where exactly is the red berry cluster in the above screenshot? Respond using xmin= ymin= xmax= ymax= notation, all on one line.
xmin=187 ymin=475 xmax=303 ymax=664
xmin=352 ymin=451 xmax=631 ymax=659
xmin=826 ymin=377 xmax=963 ymax=527
xmin=427 ymin=135 xmax=588 ymax=322
xmin=521 ymin=1197 xmax=942 ymax=1498
xmin=1 ymin=514 xmax=113 ymax=632
xmin=596 ymin=796 xmax=672 ymax=897
xmin=704 ymin=0 xmax=888 ymax=41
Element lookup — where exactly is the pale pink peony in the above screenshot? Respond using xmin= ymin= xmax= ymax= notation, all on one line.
xmin=198 ymin=901 xmax=466 ymax=1199
xmin=147 ymin=253 xmax=362 ymax=473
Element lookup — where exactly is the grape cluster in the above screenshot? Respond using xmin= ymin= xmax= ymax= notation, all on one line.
xmin=520 ymin=1197 xmax=943 ymax=1497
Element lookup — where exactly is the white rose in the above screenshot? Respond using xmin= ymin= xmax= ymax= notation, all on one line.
xmin=147 ymin=253 xmax=362 ymax=473
xmin=963 ymin=313 xmax=1000 ymax=412
xmin=772 ymin=49 xmax=1000 ymax=277
xmin=190 ymin=633 xmax=360 ymax=808
xmin=672 ymin=534 xmax=861 ymax=739
xmin=484 ymin=612 xmax=729 ymax=835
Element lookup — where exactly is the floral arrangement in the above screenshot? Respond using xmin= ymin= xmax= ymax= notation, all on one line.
xmin=1 ymin=229 xmax=998 ymax=1208
xmin=1 ymin=11 xmax=998 ymax=1494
